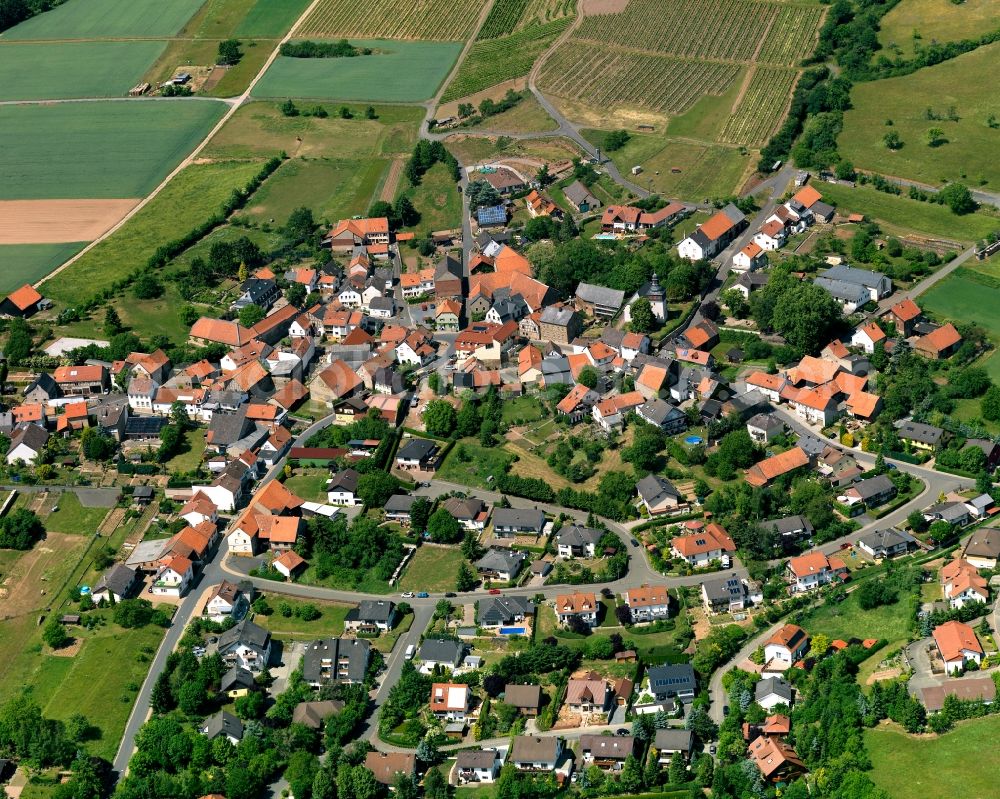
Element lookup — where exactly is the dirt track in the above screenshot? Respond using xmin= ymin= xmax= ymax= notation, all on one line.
xmin=0 ymin=199 xmax=139 ymax=244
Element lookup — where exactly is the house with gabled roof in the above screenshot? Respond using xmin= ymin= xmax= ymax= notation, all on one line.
xmin=676 ymin=204 xmax=746 ymax=260
xmin=1 ymin=284 xmax=44 ymax=317
xmin=786 ymin=551 xmax=847 ymax=592
xmin=887 ymin=298 xmax=922 ymax=335
xmin=746 ymin=447 xmax=811 ymax=488
xmin=915 ymin=322 xmax=962 ymax=359
xmin=934 ymin=620 xmax=983 ymax=674
xmin=763 ymin=624 xmax=809 ymax=666
xmin=671 ymin=523 xmax=736 ymax=567
xmin=555 ymin=592 xmax=598 ymax=627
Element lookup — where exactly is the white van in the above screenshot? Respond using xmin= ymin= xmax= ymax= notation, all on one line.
xmin=404 ymin=644 xmax=416 ymax=660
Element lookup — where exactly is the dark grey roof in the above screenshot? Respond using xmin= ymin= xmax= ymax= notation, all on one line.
xmin=539 ymin=305 xmax=576 ymax=327
xmin=852 ymin=474 xmax=895 ymax=500
xmin=442 ymin=496 xmax=486 ymax=521
xmin=965 ymin=528 xmax=1000 ymax=558
xmin=355 ymin=600 xmax=396 ymax=623
xmin=721 ymin=203 xmax=746 ymax=224
xmin=217 ymin=618 xmax=270 ymax=655
xmin=637 ymin=398 xmax=684 ymax=426
xmin=435 ymin=254 xmax=463 ymax=280
xmin=823 ymin=264 xmax=887 ymax=288
xmin=540 ymin=356 xmax=572 ymax=385
xmin=575 ymin=282 xmax=625 ymax=310
xmin=220 ymin=666 xmax=255 ymax=693
xmin=897 ymin=420 xmax=944 ymax=446
xmin=475 ymin=548 xmax=527 ymax=575
xmin=397 ymin=438 xmax=438 ymax=461
xmin=858 ymin=527 xmax=915 ymax=551
xmin=563 ymin=180 xmax=600 ymax=209
xmin=384 ymin=494 xmax=416 ymax=514
xmin=557 ymin=525 xmax=603 ymax=547
xmin=480 ymin=595 xmax=533 ymax=625
xmin=328 ymin=468 xmax=360 ymax=493
xmin=814 ymin=277 xmax=870 ymax=303
xmin=207 ymin=406 xmax=252 ymax=448
xmin=736 ymin=271 xmax=769 ymax=290
xmin=24 ymin=372 xmax=60 ymax=398
xmin=301 ymin=638 xmax=371 ymax=684
xmin=93 ymin=563 xmax=137 ymax=597
xmin=654 ymin=728 xmax=694 ymax=753
xmin=10 ymin=423 xmax=48 ymax=453
xmin=368 ymin=296 xmax=395 ymax=312
xmin=202 ymin=710 xmax=243 ymax=740
xmin=747 ymin=412 xmax=783 ymax=431
xmin=647 ymin=663 xmax=696 ymax=694
xmin=419 ymin=639 xmax=465 ymax=664
xmin=756 ymin=677 xmax=793 ymax=703
xmin=511 ymin=735 xmax=560 ymax=763
xmin=580 ymin=734 xmax=634 ymax=758
xmin=701 ymin=574 xmax=746 ymax=603
xmin=765 ymin=515 xmax=814 ymax=537
xmin=492 ymin=507 xmax=545 ymax=530
xmin=238 ymin=277 xmax=276 ymax=304
xmin=636 ymin=474 xmax=680 ymax=506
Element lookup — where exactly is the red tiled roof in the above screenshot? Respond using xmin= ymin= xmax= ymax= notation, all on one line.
xmin=933 ymin=620 xmax=983 ymax=662
xmin=5 ymin=284 xmax=42 ymax=311
xmin=746 ymin=447 xmax=810 ymax=487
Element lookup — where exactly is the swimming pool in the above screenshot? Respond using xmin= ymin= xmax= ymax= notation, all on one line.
xmin=593 ymin=233 xmax=617 ymax=240
xmin=684 ymin=435 xmax=704 ymax=445
xmin=499 ymin=626 xmax=526 ymax=635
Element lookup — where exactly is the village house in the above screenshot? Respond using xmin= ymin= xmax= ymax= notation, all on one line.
xmin=654 ymin=729 xmax=694 ymax=765
xmin=580 ymin=735 xmax=635 ymax=771
xmin=701 ymin=574 xmax=756 ymax=614
xmin=555 ymin=592 xmax=599 ymax=628
xmin=564 ymin=180 xmax=600 ymax=213
xmin=503 ymin=684 xmax=543 ymax=717
xmin=887 ymin=297 xmax=922 ymax=335
xmin=510 ymin=736 xmax=563 ymax=772
xmin=677 ymin=204 xmax=746 ymax=260
xmin=756 ymin=677 xmax=795 ymax=711
xmin=575 ymin=283 xmax=625 ymax=319
xmin=418 ymin=639 xmax=465 ymax=671
xmin=566 ymin=674 xmax=612 ymax=713
xmin=364 ymin=752 xmax=416 ymax=787
xmin=933 ymin=620 xmax=983 ymax=674
xmin=592 ymin=390 xmax=645 ymax=431
xmin=840 ymin=474 xmax=896 ymax=510
xmin=204 ymin=580 xmax=250 ymax=622
xmin=217 ymin=618 xmax=272 ymax=672
xmin=646 ymin=663 xmax=697 ymax=703
xmin=395 ymin=438 xmax=439 ymax=471
xmin=456 ymin=750 xmax=502 ymax=784
xmin=748 ymin=735 xmax=806 ymax=783
xmin=915 ymin=322 xmax=963 ymax=360
xmin=764 ymin=624 xmax=809 ymax=667
xmin=857 ymin=527 xmax=917 ymax=559
xmin=635 ymin=473 xmax=684 ymax=515
xmin=151 ymin=555 xmax=193 ymax=598
xmin=344 ymin=600 xmax=397 ymax=633
xmin=475 ymin=548 xmax=527 ymax=582
xmin=962 ymin=528 xmax=1000 ymax=569
xmin=670 ymin=522 xmax=736 ymax=568
xmin=492 ymin=508 xmax=545 ymax=538
xmin=745 ymin=447 xmax=811 ymax=488
xmin=479 ymin=595 xmax=534 ymax=629
xmin=896 ymin=420 xmax=945 ymax=451
xmin=430 ymin=683 xmax=470 ymax=722
xmin=732 ymin=242 xmax=766 ymax=273
xmin=786 ymin=551 xmax=847 ymax=592
xmin=556 ymin=525 xmax=604 ymax=558
xmin=941 ymin=559 xmax=989 ymax=609
xmin=622 ymin=584 xmax=671 ymax=622
xmin=92 ymin=563 xmax=139 ymax=604
xmin=326 ymin=469 xmax=360 ymax=506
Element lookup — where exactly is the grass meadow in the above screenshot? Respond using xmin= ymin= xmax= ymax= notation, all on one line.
xmin=0 ymin=101 xmax=226 ymax=200
xmin=0 ymin=244 xmax=86 ymax=292
xmin=0 ymin=40 xmax=166 ymax=100
xmin=254 ymin=595 xmax=352 ymax=640
xmin=397 ymin=545 xmax=467 ymax=593
xmin=1 ymin=0 xmax=204 ymax=39
xmin=795 ymin=584 xmax=918 ymax=641
xmin=839 ymin=42 xmax=1000 ymax=189
xmin=816 ymin=183 xmax=1000 ymax=242
xmin=39 ymin=159 xmax=263 ymax=304
xmin=253 ymin=40 xmax=462 ymax=102
xmin=583 ymin=130 xmax=752 ymax=199
xmin=877 ymin=0 xmax=997 ymax=58
xmin=396 ymin=161 xmax=463 ymax=233
xmin=922 ymin=265 xmax=1000 ymax=382
xmin=866 ymin=715 xmax=1000 ymax=799
xmin=236 ymin=0 xmax=313 ymax=36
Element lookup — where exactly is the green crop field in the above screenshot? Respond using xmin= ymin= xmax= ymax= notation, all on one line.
xmin=816 ymin=183 xmax=1000 ymax=242
xmin=203 ymin=101 xmax=423 ymax=160
xmin=298 ymin=0 xmax=481 ymax=40
xmin=922 ymin=268 xmax=1000 ymax=373
xmin=0 ymin=41 xmax=166 ymax=100
xmin=245 ymin=157 xmax=389 ymax=225
xmin=236 ymin=0 xmax=313 ymax=36
xmin=0 ymin=244 xmax=87 ymax=291
xmin=39 ymin=159 xmax=264 ymax=304
xmin=441 ymin=17 xmax=571 ymax=102
xmin=0 ymin=101 xmax=226 ymax=200
xmin=866 ymin=716 xmax=1000 ymax=799
xmin=253 ymin=40 xmax=461 ymax=101
xmin=878 ymin=0 xmax=998 ymax=59
xmin=839 ymin=43 xmax=1000 ymax=189
xmin=1 ymin=0 xmax=204 ymax=39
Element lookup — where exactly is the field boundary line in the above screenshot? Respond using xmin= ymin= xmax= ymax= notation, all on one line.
xmin=427 ymin=0 xmax=498 ymax=123
xmin=36 ymin=0 xmax=327 ymax=290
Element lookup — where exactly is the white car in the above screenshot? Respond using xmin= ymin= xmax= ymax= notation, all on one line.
xmin=401 ymin=591 xmax=414 ymax=599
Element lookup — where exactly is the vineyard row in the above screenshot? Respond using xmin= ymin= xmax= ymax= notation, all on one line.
xmin=719 ymin=66 xmax=798 ymax=145
xmin=299 ymin=0 xmax=482 ymax=41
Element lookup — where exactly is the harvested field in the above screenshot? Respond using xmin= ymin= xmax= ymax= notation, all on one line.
xmin=379 ymin=158 xmax=405 ymax=202
xmin=298 ymin=0 xmax=482 ymax=40
xmin=0 ymin=199 xmax=139 ymax=244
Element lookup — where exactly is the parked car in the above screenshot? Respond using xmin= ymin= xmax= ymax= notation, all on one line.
xmin=489 ymin=588 xmax=502 ymax=595
xmin=444 ymin=592 xmax=457 ymax=598
xmin=404 ymin=645 xmax=416 ymax=660
xmin=417 ymin=592 xmax=429 ymax=598
xmin=401 ymin=591 xmax=414 ymax=598
xmin=615 ymin=728 xmax=629 ymax=737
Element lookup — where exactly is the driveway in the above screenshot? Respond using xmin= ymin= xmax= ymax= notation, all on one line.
xmin=906 ymin=637 xmax=942 ymax=695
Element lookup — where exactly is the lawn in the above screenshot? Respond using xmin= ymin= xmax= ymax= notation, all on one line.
xmin=0 ymin=40 xmax=167 ymax=100
xmin=283 ymin=470 xmax=331 ymax=503
xmin=39 ymin=159 xmax=264 ymax=304
xmin=0 ymin=244 xmax=87 ymax=292
xmin=877 ymin=0 xmax=997 ymax=59
xmin=866 ymin=715 xmax=1000 ymax=799
xmin=816 ymin=183 xmax=1000 ymax=242
xmin=501 ymin=396 xmax=546 ymax=425
xmin=204 ymin=101 xmax=424 ymax=161
xmin=397 ymin=161 xmax=463 ymax=233
xmin=236 ymin=0 xmax=313 ymax=36
xmin=583 ymin=131 xmax=752 ymax=200
xmin=796 ymin=585 xmax=917 ymax=641
xmin=164 ymin=427 xmax=207 ymax=473
xmin=41 ymin=619 xmax=166 ymax=760
xmin=436 ymin=439 xmax=516 ymax=490
xmin=44 ymin=493 xmax=112 ymax=535
xmin=0 ymin=100 xmax=227 ymax=200
xmin=254 ymin=595 xmax=352 ymax=639
xmin=1 ymin=0 xmax=204 ymax=38
xmin=397 ymin=545 xmax=467 ymax=593
xmin=839 ymin=42 xmax=1000 ymax=189
xmin=922 ymin=267 xmax=1000 ymax=375
xmin=253 ymin=40 xmax=463 ymax=102
xmin=245 ymin=157 xmax=389 ymax=225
